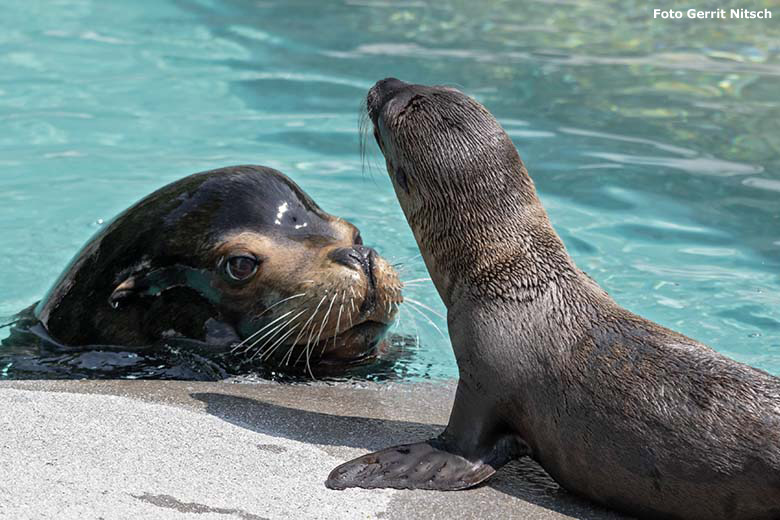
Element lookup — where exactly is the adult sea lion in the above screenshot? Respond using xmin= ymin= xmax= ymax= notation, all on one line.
xmin=326 ymin=79 xmax=780 ymax=519
xmin=7 ymin=165 xmax=402 ymax=374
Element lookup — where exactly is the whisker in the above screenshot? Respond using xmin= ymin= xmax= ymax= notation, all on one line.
xmin=249 ymin=309 xmax=308 ymax=360
xmin=401 ymin=277 xmax=432 ymax=285
xmin=276 ymin=326 xmax=310 ymax=367
xmin=399 ymin=306 xmax=421 ymax=350
xmin=404 ymin=297 xmax=446 ymax=320
xmin=348 ymin=287 xmax=356 ymax=314
xmin=404 ymin=302 xmax=447 ymax=340
xmin=290 ymin=318 xmax=319 ymax=368
xmin=315 ymin=293 xmax=338 ymax=348
xmin=297 ymin=292 xmax=337 ymax=366
xmin=359 ymin=98 xmax=382 ymax=179
xmin=258 ymin=323 xmax=302 ymax=362
xmin=392 ymin=303 xmax=406 ymax=332
xmin=232 ymin=309 xmax=296 ymax=353
xmin=388 ymin=253 xmax=423 ymax=265
xmin=255 ymin=292 xmax=306 ymax=319
xmin=284 ymin=294 xmax=328 ymax=366
xmin=329 ymin=291 xmax=346 ymax=353
xmin=244 ymin=314 xmax=298 ymax=357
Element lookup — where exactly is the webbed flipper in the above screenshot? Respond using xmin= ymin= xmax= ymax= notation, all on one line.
xmin=326 ymin=377 xmax=528 ymax=492
xmin=325 ymin=438 xmax=496 ymax=491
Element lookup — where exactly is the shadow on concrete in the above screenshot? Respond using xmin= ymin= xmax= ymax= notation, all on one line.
xmin=192 ymin=392 xmax=627 ymax=520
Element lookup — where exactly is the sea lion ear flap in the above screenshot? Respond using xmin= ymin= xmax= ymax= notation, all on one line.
xmin=108 ymin=265 xmax=220 ymax=309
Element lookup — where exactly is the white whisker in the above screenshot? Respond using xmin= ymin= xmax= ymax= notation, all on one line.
xmin=398 ymin=306 xmax=422 ymax=352
xmin=256 ymin=293 xmax=306 ymax=319
xmin=404 ymin=302 xmax=447 ymax=340
xmin=245 ymin=314 xmax=298 ymax=357
xmin=330 ymin=291 xmax=346 ymax=352
xmin=284 ymin=294 xmax=327 ymax=366
xmin=298 ymin=292 xmax=337 ymax=365
xmin=232 ymin=309 xmax=296 ymax=353
xmin=250 ymin=309 xmax=308 ymax=360
xmin=293 ymin=318 xmax=320 ymax=369
xmin=404 ymin=297 xmax=445 ymax=320
xmin=402 ymin=277 xmax=432 ymax=285
xmin=258 ymin=323 xmax=302 ymax=362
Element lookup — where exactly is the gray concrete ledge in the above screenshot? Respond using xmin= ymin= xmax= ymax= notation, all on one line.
xmin=0 ymin=380 xmax=628 ymax=519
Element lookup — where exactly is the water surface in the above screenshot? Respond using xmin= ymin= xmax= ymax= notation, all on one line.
xmin=1 ymin=0 xmax=778 ymax=380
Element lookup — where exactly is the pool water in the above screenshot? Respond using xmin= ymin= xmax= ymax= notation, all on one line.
xmin=1 ymin=0 xmax=778 ymax=381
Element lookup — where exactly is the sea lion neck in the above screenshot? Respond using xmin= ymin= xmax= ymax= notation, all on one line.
xmin=401 ymin=162 xmax=577 ymax=307
xmin=370 ymin=79 xmax=577 ymax=305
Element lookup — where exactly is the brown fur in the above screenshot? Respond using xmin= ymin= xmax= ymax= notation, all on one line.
xmin=24 ymin=165 xmax=402 ymax=370
xmin=327 ymin=79 xmax=780 ymax=519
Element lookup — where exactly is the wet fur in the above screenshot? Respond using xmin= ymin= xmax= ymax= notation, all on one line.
xmin=26 ymin=165 xmax=402 ymax=369
xmin=331 ymin=80 xmax=780 ymax=519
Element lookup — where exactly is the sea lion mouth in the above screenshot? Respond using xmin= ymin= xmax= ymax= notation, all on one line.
xmin=314 ymin=320 xmax=390 ymax=365
xmin=257 ymin=319 xmax=391 ymax=369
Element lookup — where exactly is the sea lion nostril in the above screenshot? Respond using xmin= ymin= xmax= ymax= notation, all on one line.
xmin=329 ymin=246 xmax=376 ymax=277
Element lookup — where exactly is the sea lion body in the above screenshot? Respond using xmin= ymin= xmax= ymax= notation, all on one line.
xmin=327 ymin=79 xmax=780 ymax=519
xmin=12 ymin=165 xmax=401 ymax=372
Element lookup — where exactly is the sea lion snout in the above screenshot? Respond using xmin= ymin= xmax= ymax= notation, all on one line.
xmin=367 ymin=77 xmax=410 ymax=123
xmin=328 ymin=245 xmax=383 ymax=316
xmin=328 ymin=245 xmax=376 ymax=278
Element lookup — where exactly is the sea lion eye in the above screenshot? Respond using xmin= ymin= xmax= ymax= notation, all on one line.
xmin=354 ymin=232 xmax=363 ymax=245
xmin=225 ymin=255 xmax=259 ymax=281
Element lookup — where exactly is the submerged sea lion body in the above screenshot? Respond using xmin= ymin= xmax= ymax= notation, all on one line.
xmin=9 ymin=165 xmax=402 ymax=373
xmin=327 ymin=79 xmax=780 ymax=519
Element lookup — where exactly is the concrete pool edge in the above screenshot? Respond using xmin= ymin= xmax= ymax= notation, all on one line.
xmin=0 ymin=379 xmax=627 ymax=519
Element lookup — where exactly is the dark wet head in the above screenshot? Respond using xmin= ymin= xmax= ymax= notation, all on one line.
xmin=182 ymin=167 xmax=402 ymax=369
xmin=38 ymin=165 xmax=402 ymax=372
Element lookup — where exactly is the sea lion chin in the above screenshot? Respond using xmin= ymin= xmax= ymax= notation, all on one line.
xmin=10 ymin=165 xmax=402 ymax=375
xmin=327 ymin=79 xmax=780 ymax=520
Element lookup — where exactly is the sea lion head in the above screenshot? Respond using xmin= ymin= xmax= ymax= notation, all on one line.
xmin=366 ymin=78 xmax=538 ymax=212
xmin=36 ymin=165 xmax=402 ymax=371
xmin=366 ymin=78 xmax=566 ymax=304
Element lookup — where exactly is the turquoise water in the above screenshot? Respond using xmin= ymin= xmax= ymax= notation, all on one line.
xmin=1 ymin=0 xmax=778 ymax=380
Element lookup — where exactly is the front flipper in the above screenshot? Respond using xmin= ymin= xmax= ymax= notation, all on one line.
xmin=325 ymin=438 xmax=496 ymax=491
xmin=108 ymin=265 xmax=220 ymax=309
xmin=326 ymin=375 xmax=528 ymax=491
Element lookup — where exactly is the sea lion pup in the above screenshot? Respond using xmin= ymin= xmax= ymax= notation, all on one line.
xmin=326 ymin=79 xmax=780 ymax=519
xmin=9 ymin=165 xmax=401 ymax=373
